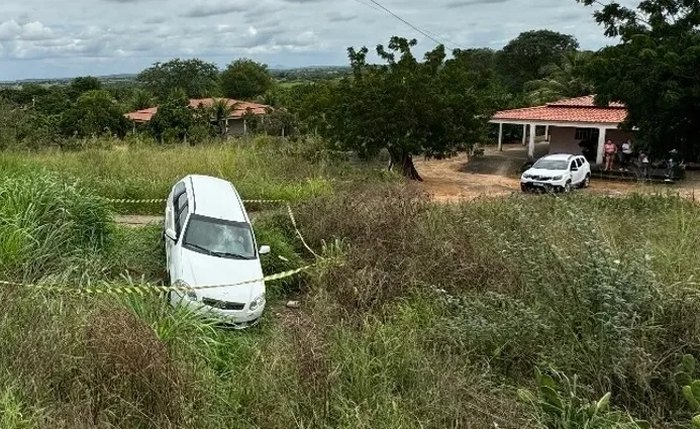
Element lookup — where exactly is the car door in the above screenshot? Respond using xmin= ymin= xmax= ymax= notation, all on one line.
xmin=168 ymin=190 xmax=189 ymax=282
xmin=569 ymin=160 xmax=579 ymax=184
xmin=165 ymin=182 xmax=186 ymax=268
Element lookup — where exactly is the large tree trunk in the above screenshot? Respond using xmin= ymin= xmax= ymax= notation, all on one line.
xmin=389 ymin=150 xmax=423 ymax=181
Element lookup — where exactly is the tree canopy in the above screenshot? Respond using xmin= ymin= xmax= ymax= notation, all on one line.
xmin=220 ymin=59 xmax=273 ymax=100
xmin=579 ymin=0 xmax=700 ymax=159
xmin=497 ymin=30 xmax=580 ymax=92
xmin=60 ymin=90 xmax=129 ymax=138
xmin=318 ymin=37 xmax=491 ymax=180
xmin=138 ymin=58 xmax=219 ymax=100
xmin=149 ymin=90 xmax=195 ymax=142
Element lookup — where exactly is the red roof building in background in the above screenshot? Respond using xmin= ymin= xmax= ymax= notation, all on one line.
xmin=490 ymin=95 xmax=634 ymax=165
xmin=125 ymin=98 xmax=270 ymax=123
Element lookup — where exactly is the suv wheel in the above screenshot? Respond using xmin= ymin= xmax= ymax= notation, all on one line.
xmin=582 ymin=174 xmax=591 ymax=188
xmin=563 ymin=181 xmax=572 ymax=193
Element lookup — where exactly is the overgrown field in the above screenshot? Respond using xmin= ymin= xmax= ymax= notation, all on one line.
xmin=0 ymin=136 xmax=391 ymax=214
xmin=1 ymin=143 xmax=700 ymax=428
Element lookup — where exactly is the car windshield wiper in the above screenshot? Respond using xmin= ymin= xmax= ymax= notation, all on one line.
xmin=211 ymin=251 xmax=249 ymax=260
xmin=185 ymin=242 xmax=217 ymax=256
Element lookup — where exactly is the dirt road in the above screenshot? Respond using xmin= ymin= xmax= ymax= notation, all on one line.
xmin=415 ymin=145 xmax=700 ymax=202
xmin=115 ymin=215 xmax=163 ymax=227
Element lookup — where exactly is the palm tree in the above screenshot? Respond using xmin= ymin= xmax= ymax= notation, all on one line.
xmin=524 ymin=51 xmax=595 ymax=106
xmin=209 ymin=98 xmax=236 ymax=138
xmin=130 ymin=88 xmax=154 ymax=111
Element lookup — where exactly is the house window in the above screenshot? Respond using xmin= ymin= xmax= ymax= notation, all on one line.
xmin=575 ymin=128 xmax=598 ymax=141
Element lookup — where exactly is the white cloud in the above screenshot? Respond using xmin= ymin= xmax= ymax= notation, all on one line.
xmin=0 ymin=0 xmax=641 ymax=80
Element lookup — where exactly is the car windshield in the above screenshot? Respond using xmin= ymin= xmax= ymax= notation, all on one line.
xmin=183 ymin=214 xmax=256 ymax=260
xmin=533 ymin=159 xmax=569 ymax=170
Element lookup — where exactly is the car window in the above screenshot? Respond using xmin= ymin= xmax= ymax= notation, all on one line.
xmin=176 ymin=203 xmax=189 ymax=235
xmin=570 ymin=161 xmax=577 ymax=170
xmin=532 ymin=159 xmax=568 ymax=170
xmin=176 ymin=192 xmax=188 ymax=212
xmin=183 ymin=214 xmax=256 ymax=260
xmin=576 ymin=158 xmax=583 ymax=168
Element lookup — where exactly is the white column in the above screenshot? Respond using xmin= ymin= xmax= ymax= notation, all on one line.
xmin=522 ymin=124 xmax=527 ymax=146
xmin=243 ymin=119 xmax=248 ymax=135
xmin=596 ymin=127 xmax=606 ymax=165
xmin=545 ymin=125 xmax=550 ymax=141
xmin=497 ymin=123 xmax=503 ymax=151
xmin=528 ymin=123 xmax=536 ymax=159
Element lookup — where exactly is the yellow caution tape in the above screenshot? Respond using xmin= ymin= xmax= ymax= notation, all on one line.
xmin=0 ymin=265 xmax=312 ymax=297
xmin=107 ymin=198 xmax=167 ymax=204
xmin=105 ymin=196 xmax=319 ymax=258
xmin=106 ymin=198 xmax=286 ymax=205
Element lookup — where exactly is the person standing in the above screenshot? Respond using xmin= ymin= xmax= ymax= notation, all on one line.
xmin=604 ymin=139 xmax=617 ymax=171
xmin=621 ymin=139 xmax=633 ymax=171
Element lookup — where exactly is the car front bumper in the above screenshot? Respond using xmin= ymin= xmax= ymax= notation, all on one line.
xmin=169 ymin=292 xmax=265 ymax=329
xmin=521 ymin=180 xmax=567 ymax=192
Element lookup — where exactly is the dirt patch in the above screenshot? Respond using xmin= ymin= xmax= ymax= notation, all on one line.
xmin=415 ymin=146 xmax=700 ymax=202
xmin=115 ymin=215 xmax=163 ymax=227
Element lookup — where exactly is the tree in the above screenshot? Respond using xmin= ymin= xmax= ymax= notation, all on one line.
xmin=138 ymin=58 xmax=219 ymax=100
xmin=149 ymin=90 xmax=195 ymax=142
xmin=524 ymin=51 xmax=595 ymax=105
xmin=209 ymin=98 xmax=235 ymax=137
xmin=69 ymin=76 xmax=102 ymax=98
xmin=578 ymin=0 xmax=700 ymax=159
xmin=130 ymin=88 xmax=155 ymax=111
xmin=220 ymin=59 xmax=273 ymax=100
xmin=60 ymin=90 xmax=129 ymax=138
xmin=497 ymin=30 xmax=579 ymax=92
xmin=319 ymin=37 xmax=490 ymax=180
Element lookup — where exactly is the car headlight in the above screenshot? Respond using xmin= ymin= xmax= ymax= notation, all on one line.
xmin=249 ymin=293 xmax=266 ymax=311
xmin=174 ymin=280 xmax=198 ymax=301
xmin=522 ymin=174 xmax=532 ymax=179
xmin=552 ymin=176 xmax=563 ymax=181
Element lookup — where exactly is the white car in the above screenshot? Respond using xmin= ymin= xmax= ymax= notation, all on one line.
xmin=521 ymin=154 xmax=591 ymax=193
xmin=163 ymin=175 xmax=270 ymax=328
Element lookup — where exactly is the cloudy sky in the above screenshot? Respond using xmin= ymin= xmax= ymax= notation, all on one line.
xmin=0 ymin=0 xmax=634 ymax=81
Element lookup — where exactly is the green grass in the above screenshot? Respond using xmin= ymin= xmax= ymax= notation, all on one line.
xmin=1 ymin=146 xmax=700 ymax=428
xmin=0 ymin=135 xmax=391 ymax=214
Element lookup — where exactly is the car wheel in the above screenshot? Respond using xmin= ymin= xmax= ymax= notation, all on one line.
xmin=564 ymin=181 xmax=572 ymax=193
xmin=582 ymin=174 xmax=591 ymax=188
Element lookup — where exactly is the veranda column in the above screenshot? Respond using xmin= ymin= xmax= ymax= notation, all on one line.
xmin=497 ymin=122 xmax=503 ymax=151
xmin=596 ymin=127 xmax=606 ymax=165
xmin=522 ymin=124 xmax=527 ymax=146
xmin=528 ymin=123 xmax=536 ymax=159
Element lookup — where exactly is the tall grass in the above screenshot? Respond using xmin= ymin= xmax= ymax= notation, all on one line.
xmin=0 ymin=136 xmax=391 ymax=214
xmin=2 ymin=162 xmax=700 ymax=427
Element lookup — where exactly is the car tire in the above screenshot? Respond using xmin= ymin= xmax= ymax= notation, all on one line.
xmin=563 ymin=181 xmax=572 ymax=193
xmin=582 ymin=174 xmax=591 ymax=188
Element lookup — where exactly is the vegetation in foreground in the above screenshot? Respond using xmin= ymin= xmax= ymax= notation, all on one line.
xmin=1 ymin=146 xmax=700 ymax=428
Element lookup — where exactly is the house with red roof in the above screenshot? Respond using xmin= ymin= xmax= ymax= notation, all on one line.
xmin=490 ymin=95 xmax=635 ymax=165
xmin=125 ymin=98 xmax=271 ymax=136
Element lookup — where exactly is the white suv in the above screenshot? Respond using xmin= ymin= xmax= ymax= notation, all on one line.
xmin=164 ymin=175 xmax=270 ymax=328
xmin=521 ymin=154 xmax=591 ymax=192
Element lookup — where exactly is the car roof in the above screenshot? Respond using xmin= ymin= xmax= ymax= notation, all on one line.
xmin=541 ymin=153 xmax=579 ymax=161
xmin=184 ymin=175 xmax=248 ymax=223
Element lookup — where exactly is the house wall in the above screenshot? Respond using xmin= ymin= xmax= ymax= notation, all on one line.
xmin=548 ymin=127 xmax=583 ymax=154
xmin=226 ymin=119 xmax=246 ymax=136
xmin=606 ymin=129 xmax=636 ymax=145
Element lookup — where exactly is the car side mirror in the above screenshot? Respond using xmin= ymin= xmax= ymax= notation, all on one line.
xmin=165 ymin=228 xmax=177 ymax=241
xmin=571 ymin=166 xmax=578 ymax=172
xmin=259 ymin=245 xmax=271 ymax=255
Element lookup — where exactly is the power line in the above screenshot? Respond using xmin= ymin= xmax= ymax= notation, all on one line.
xmin=358 ymin=0 xmax=452 ymax=47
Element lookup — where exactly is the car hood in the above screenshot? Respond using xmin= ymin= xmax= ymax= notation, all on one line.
xmin=524 ymin=168 xmax=566 ymax=177
xmin=180 ymin=248 xmax=265 ymax=303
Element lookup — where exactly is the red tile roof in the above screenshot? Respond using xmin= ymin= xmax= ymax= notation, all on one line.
xmin=125 ymin=98 xmax=271 ymax=123
xmin=491 ymin=95 xmax=627 ymax=125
